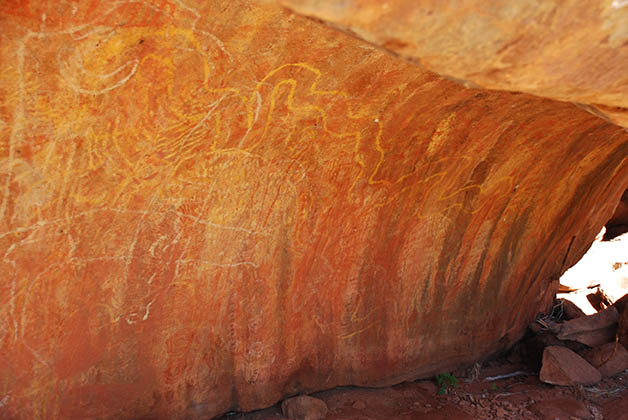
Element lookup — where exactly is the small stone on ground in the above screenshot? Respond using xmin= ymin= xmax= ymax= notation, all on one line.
xmin=281 ymin=395 xmax=328 ymax=420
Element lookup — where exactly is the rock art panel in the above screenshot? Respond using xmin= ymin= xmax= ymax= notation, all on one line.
xmin=276 ymin=0 xmax=628 ymax=127
xmin=1 ymin=0 xmax=628 ymax=419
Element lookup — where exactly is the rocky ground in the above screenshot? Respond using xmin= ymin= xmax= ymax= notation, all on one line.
xmin=218 ymin=363 xmax=627 ymax=420
xmin=216 ymin=230 xmax=628 ymax=420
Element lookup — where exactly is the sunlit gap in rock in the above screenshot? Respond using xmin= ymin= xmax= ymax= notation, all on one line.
xmin=559 ymin=189 xmax=628 ymax=314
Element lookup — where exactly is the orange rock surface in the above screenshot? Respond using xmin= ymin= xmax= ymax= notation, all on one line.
xmin=277 ymin=0 xmax=628 ymax=127
xmin=1 ymin=0 xmax=628 ymax=418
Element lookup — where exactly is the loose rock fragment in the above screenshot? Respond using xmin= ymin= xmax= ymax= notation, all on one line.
xmin=281 ymin=395 xmax=328 ymax=420
xmin=557 ymin=307 xmax=619 ymax=347
xmin=540 ymin=346 xmax=601 ymax=386
xmin=352 ymin=400 xmax=366 ymax=410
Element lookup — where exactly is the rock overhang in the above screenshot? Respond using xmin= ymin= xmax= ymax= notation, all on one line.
xmin=1 ymin=0 xmax=628 ymax=418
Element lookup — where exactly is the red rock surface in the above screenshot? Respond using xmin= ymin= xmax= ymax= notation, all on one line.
xmin=2 ymin=1 xmax=628 ymax=419
xmin=540 ymin=346 xmax=602 ymax=386
xmin=620 ymin=302 xmax=628 ymax=349
xmin=582 ymin=342 xmax=628 ymax=377
xmin=557 ymin=307 xmax=619 ymax=346
xmin=277 ymin=0 xmax=628 ymax=127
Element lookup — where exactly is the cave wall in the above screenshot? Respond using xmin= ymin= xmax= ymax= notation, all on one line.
xmin=1 ymin=0 xmax=628 ymax=419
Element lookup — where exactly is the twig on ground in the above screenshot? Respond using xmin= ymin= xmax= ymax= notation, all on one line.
xmin=484 ymin=371 xmax=530 ymax=381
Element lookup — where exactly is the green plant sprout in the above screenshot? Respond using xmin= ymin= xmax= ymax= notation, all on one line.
xmin=436 ymin=372 xmax=459 ymax=395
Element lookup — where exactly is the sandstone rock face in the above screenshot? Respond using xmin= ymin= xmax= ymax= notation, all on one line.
xmin=276 ymin=0 xmax=628 ymax=127
xmin=2 ymin=1 xmax=628 ymax=419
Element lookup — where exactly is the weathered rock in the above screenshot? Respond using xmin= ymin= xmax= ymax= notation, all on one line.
xmin=276 ymin=0 xmax=628 ymax=128
xmin=620 ymin=301 xmax=628 ymax=350
xmin=557 ymin=307 xmax=619 ymax=347
xmin=281 ymin=396 xmax=328 ymax=420
xmin=586 ymin=288 xmax=613 ymax=312
xmin=527 ymin=398 xmax=593 ymax=420
xmin=581 ymin=342 xmax=628 ymax=377
xmin=540 ymin=346 xmax=602 ymax=386
xmin=520 ymin=330 xmax=588 ymax=371
xmin=615 ymin=293 xmax=628 ymax=314
xmin=558 ymin=298 xmax=587 ymax=320
xmin=2 ymin=0 xmax=628 ymax=419
xmin=603 ymin=189 xmax=628 ymax=240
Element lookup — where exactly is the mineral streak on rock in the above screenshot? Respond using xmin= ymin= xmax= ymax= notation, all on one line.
xmin=1 ymin=0 xmax=628 ymax=419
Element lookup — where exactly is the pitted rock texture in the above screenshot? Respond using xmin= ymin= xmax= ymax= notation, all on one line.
xmin=2 ymin=0 xmax=628 ymax=419
xmin=276 ymin=0 xmax=628 ymax=127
